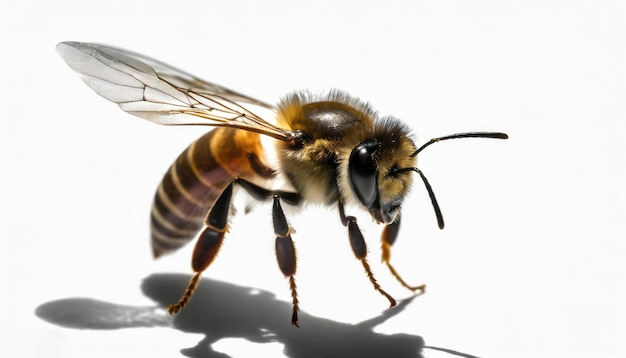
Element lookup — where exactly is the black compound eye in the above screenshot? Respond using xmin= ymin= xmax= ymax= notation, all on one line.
xmin=348 ymin=141 xmax=378 ymax=208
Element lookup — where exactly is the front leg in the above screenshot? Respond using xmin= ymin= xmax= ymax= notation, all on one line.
xmin=381 ymin=215 xmax=426 ymax=293
xmin=338 ymin=201 xmax=396 ymax=308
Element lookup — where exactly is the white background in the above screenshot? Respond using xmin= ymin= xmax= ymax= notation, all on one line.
xmin=1 ymin=1 xmax=625 ymax=357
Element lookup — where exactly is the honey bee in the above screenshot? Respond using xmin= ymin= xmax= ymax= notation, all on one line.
xmin=57 ymin=41 xmax=508 ymax=327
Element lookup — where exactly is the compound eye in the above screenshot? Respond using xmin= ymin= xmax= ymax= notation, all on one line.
xmin=348 ymin=142 xmax=378 ymax=208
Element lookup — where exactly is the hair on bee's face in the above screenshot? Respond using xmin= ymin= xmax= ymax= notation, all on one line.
xmin=345 ymin=117 xmax=417 ymax=224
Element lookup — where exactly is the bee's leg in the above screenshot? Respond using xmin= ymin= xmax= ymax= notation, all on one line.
xmin=236 ymin=179 xmax=302 ymax=326
xmin=381 ymin=216 xmax=426 ymax=293
xmin=272 ymin=194 xmax=300 ymax=327
xmin=167 ymin=182 xmax=234 ymax=314
xmin=338 ymin=201 xmax=396 ymax=308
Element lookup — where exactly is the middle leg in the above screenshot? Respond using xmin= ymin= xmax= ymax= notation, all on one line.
xmin=237 ymin=178 xmax=302 ymax=326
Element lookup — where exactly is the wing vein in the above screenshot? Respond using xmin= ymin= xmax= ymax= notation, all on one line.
xmin=57 ymin=41 xmax=296 ymax=143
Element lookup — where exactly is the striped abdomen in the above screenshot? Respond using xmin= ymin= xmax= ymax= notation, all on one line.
xmin=151 ymin=127 xmax=274 ymax=257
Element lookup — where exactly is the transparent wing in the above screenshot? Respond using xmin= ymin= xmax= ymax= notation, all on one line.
xmin=56 ymin=41 xmax=295 ymax=142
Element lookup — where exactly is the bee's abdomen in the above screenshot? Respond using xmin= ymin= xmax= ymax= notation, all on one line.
xmin=150 ymin=128 xmax=271 ymax=258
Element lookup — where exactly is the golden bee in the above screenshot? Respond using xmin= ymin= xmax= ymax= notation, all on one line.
xmin=57 ymin=41 xmax=508 ymax=326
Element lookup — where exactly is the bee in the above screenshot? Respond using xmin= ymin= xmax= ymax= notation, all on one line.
xmin=57 ymin=41 xmax=508 ymax=327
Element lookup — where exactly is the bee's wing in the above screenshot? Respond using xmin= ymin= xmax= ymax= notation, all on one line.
xmin=56 ymin=41 xmax=295 ymax=142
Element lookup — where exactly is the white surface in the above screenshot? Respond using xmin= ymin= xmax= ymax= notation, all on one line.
xmin=1 ymin=1 xmax=625 ymax=357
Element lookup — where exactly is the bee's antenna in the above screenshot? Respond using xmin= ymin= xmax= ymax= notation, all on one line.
xmin=401 ymin=131 xmax=508 ymax=229
xmin=414 ymin=167 xmax=444 ymax=229
xmin=410 ymin=132 xmax=508 ymax=157
xmin=393 ymin=166 xmax=444 ymax=229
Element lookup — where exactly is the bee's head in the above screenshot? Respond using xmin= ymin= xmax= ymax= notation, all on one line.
xmin=344 ymin=118 xmax=417 ymax=225
xmin=345 ymin=125 xmax=508 ymax=228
